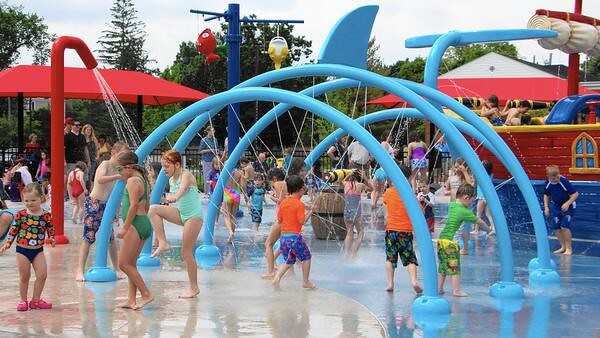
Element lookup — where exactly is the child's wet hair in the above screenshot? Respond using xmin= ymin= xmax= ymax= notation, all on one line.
xmin=286 ymin=175 xmax=305 ymax=194
xmin=162 ymin=149 xmax=182 ymax=164
xmin=75 ymin=161 xmax=87 ymax=171
xmin=456 ymin=183 xmax=475 ymax=198
xmin=255 ymin=173 xmax=265 ymax=181
xmin=268 ymin=168 xmax=285 ymax=181
xmin=546 ymin=164 xmax=560 ymax=176
xmin=23 ymin=182 xmax=46 ymax=202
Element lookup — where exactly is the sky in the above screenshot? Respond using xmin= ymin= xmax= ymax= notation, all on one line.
xmin=9 ymin=0 xmax=600 ymax=72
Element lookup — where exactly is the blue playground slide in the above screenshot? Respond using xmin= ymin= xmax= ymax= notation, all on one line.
xmin=545 ymin=94 xmax=600 ymax=125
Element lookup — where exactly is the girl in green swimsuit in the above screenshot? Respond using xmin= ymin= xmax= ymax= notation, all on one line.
xmin=115 ymin=151 xmax=154 ymax=310
xmin=148 ymin=150 xmax=202 ymax=299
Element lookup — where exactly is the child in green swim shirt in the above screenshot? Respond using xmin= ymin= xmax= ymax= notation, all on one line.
xmin=438 ymin=183 xmax=488 ymax=297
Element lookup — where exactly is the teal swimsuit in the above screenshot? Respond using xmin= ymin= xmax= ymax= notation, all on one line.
xmin=121 ymin=176 xmax=152 ymax=240
xmin=169 ymin=173 xmax=203 ymax=224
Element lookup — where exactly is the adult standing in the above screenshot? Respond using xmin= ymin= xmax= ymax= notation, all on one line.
xmin=65 ymin=120 xmax=89 ymax=176
xmin=24 ymin=133 xmax=41 ymax=178
xmin=199 ymin=127 xmax=219 ymax=195
xmin=347 ymin=139 xmax=372 ymax=174
xmin=326 ymin=136 xmax=349 ymax=169
xmin=82 ymin=124 xmax=99 ymax=190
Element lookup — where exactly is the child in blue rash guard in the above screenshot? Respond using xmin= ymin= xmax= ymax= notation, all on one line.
xmin=247 ymin=173 xmax=267 ymax=232
xmin=543 ymin=165 xmax=578 ymax=256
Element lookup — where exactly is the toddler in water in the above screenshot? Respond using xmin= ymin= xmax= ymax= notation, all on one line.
xmin=407 ymin=131 xmax=428 ymax=190
xmin=222 ymin=169 xmax=242 ymax=243
xmin=343 ymin=170 xmax=371 ymax=259
xmin=207 ymin=157 xmax=221 ymax=196
xmin=68 ymin=161 xmax=88 ymax=223
xmin=543 ymin=165 xmax=578 ymax=255
xmin=0 ymin=183 xmax=55 ymax=311
xmin=262 ymin=168 xmax=287 ymax=278
xmin=247 ymin=173 xmax=267 ymax=233
xmin=417 ymin=182 xmax=436 ymax=234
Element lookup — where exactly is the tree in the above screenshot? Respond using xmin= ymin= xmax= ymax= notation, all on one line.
xmin=157 ymin=19 xmax=315 ymax=151
xmin=96 ymin=0 xmax=152 ymax=72
xmin=389 ymin=57 xmax=426 ymax=83
xmin=442 ymin=42 xmax=518 ymax=72
xmin=582 ymin=56 xmax=600 ymax=81
xmin=0 ymin=2 xmax=53 ymax=70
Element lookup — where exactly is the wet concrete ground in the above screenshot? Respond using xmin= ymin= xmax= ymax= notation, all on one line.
xmin=1 ymin=198 xmax=600 ymax=337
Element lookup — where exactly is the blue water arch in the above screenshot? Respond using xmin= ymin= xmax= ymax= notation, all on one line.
xmin=89 ymin=85 xmax=450 ymax=315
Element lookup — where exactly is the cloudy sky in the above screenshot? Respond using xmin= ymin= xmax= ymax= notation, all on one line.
xmin=10 ymin=0 xmax=600 ymax=71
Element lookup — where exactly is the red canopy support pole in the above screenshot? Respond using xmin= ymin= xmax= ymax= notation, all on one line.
xmin=567 ymin=0 xmax=584 ymax=96
xmin=50 ymin=36 xmax=97 ymax=245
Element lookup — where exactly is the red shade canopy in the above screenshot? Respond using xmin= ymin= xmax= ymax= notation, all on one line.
xmin=0 ymin=65 xmax=209 ymax=106
xmin=368 ymin=77 xmax=599 ymax=108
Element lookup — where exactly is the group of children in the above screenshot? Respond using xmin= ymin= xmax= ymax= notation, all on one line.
xmin=0 ymin=141 xmax=579 ymax=310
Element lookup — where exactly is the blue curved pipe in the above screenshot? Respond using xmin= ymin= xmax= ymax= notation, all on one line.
xmin=305 ymin=108 xmax=501 ymax=168
xmin=93 ymin=64 xmax=515 ymax=293
xmin=137 ymin=79 xmax=362 ymax=259
xmin=200 ymin=87 xmax=437 ymax=295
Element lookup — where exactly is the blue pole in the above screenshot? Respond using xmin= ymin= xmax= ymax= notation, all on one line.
xmin=226 ymin=3 xmax=241 ymax=157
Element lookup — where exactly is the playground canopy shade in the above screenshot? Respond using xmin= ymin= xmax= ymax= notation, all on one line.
xmin=368 ymin=77 xmax=599 ymax=108
xmin=0 ymin=65 xmax=209 ymax=105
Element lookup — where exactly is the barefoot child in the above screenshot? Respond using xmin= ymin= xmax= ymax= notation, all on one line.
xmin=438 ymin=183 xmax=488 ymax=297
xmin=149 ymin=150 xmax=202 ymax=298
xmin=115 ymin=151 xmax=153 ymax=309
xmin=417 ymin=182 xmax=435 ymax=234
xmin=76 ymin=141 xmax=128 ymax=281
xmin=262 ymin=168 xmax=287 ymax=278
xmin=247 ymin=173 xmax=267 ymax=232
xmin=222 ymin=169 xmax=242 ymax=243
xmin=68 ymin=161 xmax=88 ymax=223
xmin=543 ymin=165 xmax=578 ymax=255
xmin=0 ymin=183 xmax=55 ymax=311
xmin=343 ymin=170 xmax=371 ymax=259
xmin=382 ymin=164 xmax=423 ymax=294
xmin=272 ymin=175 xmax=316 ymax=289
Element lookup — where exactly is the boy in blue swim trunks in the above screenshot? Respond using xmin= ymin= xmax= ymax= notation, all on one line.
xmin=543 ymin=165 xmax=579 ymax=255
xmin=247 ymin=173 xmax=267 ymax=232
xmin=272 ymin=175 xmax=316 ymax=289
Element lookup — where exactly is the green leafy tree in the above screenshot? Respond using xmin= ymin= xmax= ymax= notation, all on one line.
xmin=0 ymin=2 xmax=53 ymax=70
xmin=582 ymin=56 xmax=600 ymax=80
xmin=157 ymin=19 xmax=315 ymax=151
xmin=389 ymin=57 xmax=426 ymax=83
xmin=442 ymin=42 xmax=518 ymax=72
xmin=96 ymin=0 xmax=152 ymax=72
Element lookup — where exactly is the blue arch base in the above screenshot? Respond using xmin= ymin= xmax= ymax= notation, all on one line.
xmin=490 ymin=281 xmax=525 ymax=298
xmin=412 ymin=297 xmax=450 ymax=331
xmin=137 ymin=253 xmax=160 ymax=267
xmin=84 ymin=266 xmax=117 ymax=282
xmin=195 ymin=244 xmax=221 ymax=269
xmin=529 ymin=268 xmax=561 ymax=288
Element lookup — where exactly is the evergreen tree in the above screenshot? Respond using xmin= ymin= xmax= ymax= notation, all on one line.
xmin=97 ymin=0 xmax=152 ymax=71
